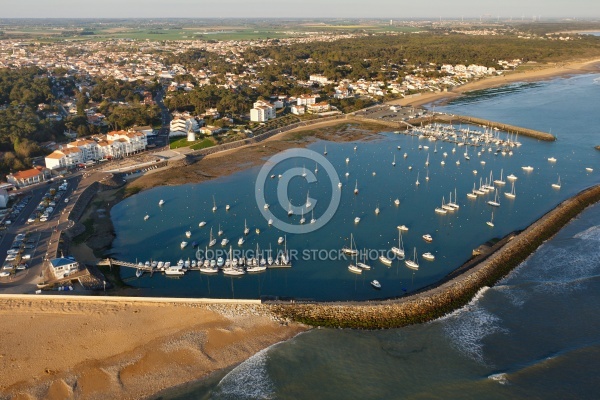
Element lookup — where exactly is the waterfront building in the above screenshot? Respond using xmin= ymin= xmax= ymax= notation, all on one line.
xmin=6 ymin=167 xmax=50 ymax=188
xmin=48 ymin=258 xmax=79 ymax=280
xmin=250 ymin=100 xmax=276 ymax=122
xmin=170 ymin=116 xmax=200 ymax=137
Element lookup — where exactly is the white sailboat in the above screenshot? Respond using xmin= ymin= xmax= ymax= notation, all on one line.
xmin=493 ymin=168 xmax=505 ymax=185
xmin=300 ymin=207 xmax=306 ymax=224
xmin=185 ymin=230 xmax=191 ymax=238
xmin=487 ymin=191 xmax=500 ymax=207
xmin=552 ymin=176 xmax=562 ymax=189
xmin=448 ymin=188 xmax=460 ymax=209
xmin=422 ymin=252 xmax=435 ymax=261
xmin=486 ymin=211 xmax=495 ymax=227
xmin=310 ymin=209 xmax=316 ymax=224
xmin=144 ymin=214 xmax=149 ymax=221
xmin=212 ymin=195 xmax=217 ymax=212
xmin=467 ymin=183 xmax=477 ymax=199
xmin=347 ymin=235 xmax=363 ymax=274
xmin=244 ymin=219 xmax=250 ymax=235
xmin=306 ymin=191 xmax=312 ymax=208
xmin=208 ymin=228 xmax=216 ymax=247
xmin=158 ymin=199 xmax=164 ymax=206
xmin=394 ymin=198 xmax=400 ymax=206
xmin=354 ymin=180 xmax=359 ymax=195
xmin=375 ymin=203 xmax=380 ymax=215
xmin=415 ymin=172 xmax=420 ymax=186
xmin=405 ymin=247 xmax=419 ymax=270
xmin=302 ymin=165 xmax=307 ymax=178
xmin=199 ymin=221 xmax=206 ymax=227
xmin=324 ymin=145 xmax=327 ymax=155
xmin=342 ymin=233 xmax=359 ymax=256
xmin=391 ymin=230 xmax=405 ymax=259
xmin=218 ymin=224 xmax=223 ymax=236
xmin=392 ymin=154 xmax=396 ymax=166
xmin=435 ymin=196 xmax=448 ymax=214
xmin=425 ymin=153 xmax=430 ymax=166
xmin=505 ymin=182 xmax=516 ymax=199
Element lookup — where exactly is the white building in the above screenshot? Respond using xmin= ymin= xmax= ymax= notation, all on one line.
xmin=49 ymin=258 xmax=79 ymax=279
xmin=250 ymin=100 xmax=276 ymax=122
xmin=291 ymin=105 xmax=305 ymax=115
xmin=309 ymin=74 xmax=329 ymax=85
xmin=170 ymin=116 xmax=199 ymax=137
xmin=297 ymin=94 xmax=318 ymax=106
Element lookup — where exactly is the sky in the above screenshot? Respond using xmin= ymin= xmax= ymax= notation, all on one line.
xmin=1 ymin=0 xmax=597 ymax=19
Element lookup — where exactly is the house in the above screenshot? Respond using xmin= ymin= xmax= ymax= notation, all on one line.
xmin=309 ymin=74 xmax=329 ymax=84
xmin=307 ymin=102 xmax=331 ymax=114
xmin=6 ymin=167 xmax=50 ymax=188
xmin=291 ymin=105 xmax=305 ymax=115
xmin=199 ymin=125 xmax=222 ymax=136
xmin=48 ymin=258 xmax=79 ymax=279
xmin=297 ymin=94 xmax=318 ymax=106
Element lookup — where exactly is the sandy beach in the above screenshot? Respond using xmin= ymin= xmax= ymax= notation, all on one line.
xmin=0 ymin=295 xmax=305 ymax=400
xmin=391 ymin=57 xmax=600 ymax=108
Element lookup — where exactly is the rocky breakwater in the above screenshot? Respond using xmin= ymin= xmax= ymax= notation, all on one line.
xmin=271 ymin=184 xmax=600 ymax=329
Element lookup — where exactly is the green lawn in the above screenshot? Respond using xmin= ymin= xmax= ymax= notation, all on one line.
xmin=190 ymin=138 xmax=216 ymax=150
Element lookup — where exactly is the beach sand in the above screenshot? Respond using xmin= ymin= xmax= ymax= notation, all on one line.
xmin=0 ymin=296 xmax=305 ymax=399
xmin=391 ymin=57 xmax=600 ymax=108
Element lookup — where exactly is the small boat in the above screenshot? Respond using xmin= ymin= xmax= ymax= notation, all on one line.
xmin=212 ymin=195 xmax=217 ymax=212
xmin=226 ymin=204 xmax=230 ymax=211
xmin=271 ymin=174 xmax=276 ymax=179
xmin=268 ymin=219 xmax=273 ymax=226
xmin=185 ymin=230 xmax=191 ymax=238
xmin=456 ymin=160 xmax=460 ymax=165
xmin=158 ymin=199 xmax=164 ymax=206
xmin=346 ymin=157 xmax=350 ymax=163
xmin=391 ymin=230 xmax=405 ymax=259
xmin=392 ymin=154 xmax=396 ymax=166
xmin=278 ymin=236 xmax=284 ymax=245
xmin=507 ymin=174 xmax=517 ymax=181
xmin=422 ymin=234 xmax=433 ymax=243
xmin=441 ymin=160 xmax=445 ymax=166
xmin=199 ymin=221 xmax=206 ymax=227
xmin=264 ymin=203 xmax=270 ymax=210
xmin=405 ymin=247 xmax=419 ymax=270
xmin=371 ymin=280 xmax=382 ymax=289
xmin=486 ymin=211 xmax=495 ymax=227
xmin=422 ymin=252 xmax=435 ymax=261
xmin=548 ymin=157 xmax=557 ymax=162
xmin=357 ymin=252 xmax=371 ymax=270
xmin=522 ymin=166 xmax=534 ymax=171
xmin=404 ymin=153 xmax=408 ymax=158
xmin=256 ymin=228 xmax=261 ymax=234
xmin=375 ymin=205 xmax=380 ymax=215
xmin=287 ymin=202 xmax=293 ymax=216
xmin=348 ymin=264 xmax=363 ymax=274
xmin=415 ymin=172 xmax=420 ymax=186
xmin=394 ymin=198 xmax=400 ymax=206
xmin=425 ymin=153 xmax=430 ymax=166
xmin=372 ymin=172 xmax=376 ymax=176
xmin=347 ymin=235 xmax=362 ymax=274
xmin=221 ymin=238 xmax=229 ymax=246
xmin=324 ymin=145 xmax=327 ymax=155
xmin=345 ymin=172 xmax=350 ymax=177
xmin=306 ymin=191 xmax=312 ymax=208
xmin=408 ymin=166 xmax=413 ymax=170
xmin=217 ymin=224 xmax=223 ymax=236
xmin=310 ymin=210 xmax=316 ymax=224
xmin=397 ymin=225 xmax=409 ymax=232
xmin=379 ymin=255 xmax=393 ymax=266
xmin=552 ymin=176 xmax=561 ymax=189
xmin=300 ymin=207 xmax=306 ymax=224
xmin=238 ymin=237 xmax=245 ymax=246
xmin=136 ymin=268 xmax=143 ymax=278
xmin=165 ymin=265 xmax=185 ymax=276
xmin=354 ymin=217 xmax=361 ymax=224
xmin=180 ymin=241 xmax=188 ymax=249
xmin=302 ymin=165 xmax=307 ymax=178
xmin=487 ymin=192 xmax=500 ymax=207
xmin=144 ymin=214 xmax=149 ymax=221
xmin=244 ymin=219 xmax=250 ymax=235
xmin=354 ymin=146 xmax=357 ymax=151
xmin=425 ymin=170 xmax=430 ymax=181
xmin=354 ymin=180 xmax=359 ymax=195
xmin=208 ymin=228 xmax=217 ymax=247
xmin=586 ymin=167 xmax=594 ymax=172
xmin=505 ymin=182 xmax=516 ymax=199
xmin=338 ymin=182 xmax=343 ymax=188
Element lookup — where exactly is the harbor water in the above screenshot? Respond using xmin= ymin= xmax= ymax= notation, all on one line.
xmin=153 ymin=73 xmax=600 ymax=399
xmin=111 ymin=74 xmax=600 ymax=302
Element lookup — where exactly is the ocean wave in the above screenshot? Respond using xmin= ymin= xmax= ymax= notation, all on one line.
xmin=441 ymin=301 xmax=507 ymax=365
xmin=434 ymin=286 xmax=491 ymax=322
xmin=487 ymin=372 xmax=509 ymax=385
xmin=212 ymin=346 xmax=275 ymax=400
xmin=574 ymin=225 xmax=600 ymax=241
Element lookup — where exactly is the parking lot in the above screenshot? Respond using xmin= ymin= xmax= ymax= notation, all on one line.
xmin=354 ymin=104 xmax=434 ymax=123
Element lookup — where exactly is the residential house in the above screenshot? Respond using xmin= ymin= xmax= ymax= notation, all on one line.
xmin=48 ymin=258 xmax=79 ymax=279
xmin=6 ymin=167 xmax=50 ymax=188
xmin=307 ymin=102 xmax=331 ymax=114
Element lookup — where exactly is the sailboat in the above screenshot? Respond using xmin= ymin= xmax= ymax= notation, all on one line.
xmin=394 ymin=198 xmax=400 ymax=206
xmin=486 ymin=211 xmax=495 ymax=227
xmin=435 ymin=196 xmax=448 ymax=214
xmin=302 ymin=165 xmax=307 ymax=178
xmin=405 ymin=247 xmax=419 ymax=270
xmin=324 ymin=145 xmax=327 ymax=155
xmin=158 ymin=199 xmax=165 ymax=206
xmin=208 ymin=228 xmax=216 ymax=247
xmin=212 ymin=195 xmax=217 ymax=212
xmin=310 ymin=209 xmax=316 ymax=224
xmin=425 ymin=153 xmax=430 ymax=166
xmin=552 ymin=176 xmax=561 ymax=189
xmin=415 ymin=172 xmax=420 ymax=186
xmin=467 ymin=183 xmax=477 ymax=199
xmin=357 ymin=251 xmax=371 ymax=270
xmin=300 ymin=207 xmax=306 ymax=224
xmin=315 ymin=162 xmax=318 ymax=173
xmin=448 ymin=188 xmax=460 ymax=209
xmin=392 ymin=154 xmax=396 ymax=166
xmin=354 ymin=180 xmax=359 ymax=195
xmin=347 ymin=235 xmax=362 ymax=274
xmin=244 ymin=219 xmax=250 ymax=235
xmin=306 ymin=191 xmax=312 ymax=208
xmin=494 ymin=168 xmax=506 ymax=185
xmin=342 ymin=233 xmax=359 ymax=256
xmin=375 ymin=203 xmax=380 ymax=215
xmin=287 ymin=201 xmax=293 ymax=216
xmin=425 ymin=169 xmax=430 ymax=181
xmin=391 ymin=230 xmax=405 ymax=258
xmin=505 ymin=182 xmax=516 ymax=198
xmin=217 ymin=224 xmax=223 ymax=236
xmin=487 ymin=191 xmax=500 ymax=207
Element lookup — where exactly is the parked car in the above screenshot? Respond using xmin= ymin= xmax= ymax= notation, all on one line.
xmin=21 ymin=254 xmax=31 ymax=260
xmin=0 ymin=271 xmax=10 ymax=277
xmin=27 ymin=217 xmax=37 ymax=224
xmin=64 ymin=197 xmax=69 ymax=203
xmin=39 ymin=217 xmax=48 ymax=222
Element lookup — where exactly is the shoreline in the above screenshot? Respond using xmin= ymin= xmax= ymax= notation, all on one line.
xmin=389 ymin=57 xmax=600 ymax=108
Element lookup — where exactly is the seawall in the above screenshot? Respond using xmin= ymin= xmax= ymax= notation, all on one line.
xmin=270 ymin=184 xmax=600 ymax=329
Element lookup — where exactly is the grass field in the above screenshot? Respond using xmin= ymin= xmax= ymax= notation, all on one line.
xmin=170 ymin=136 xmax=215 ymax=150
